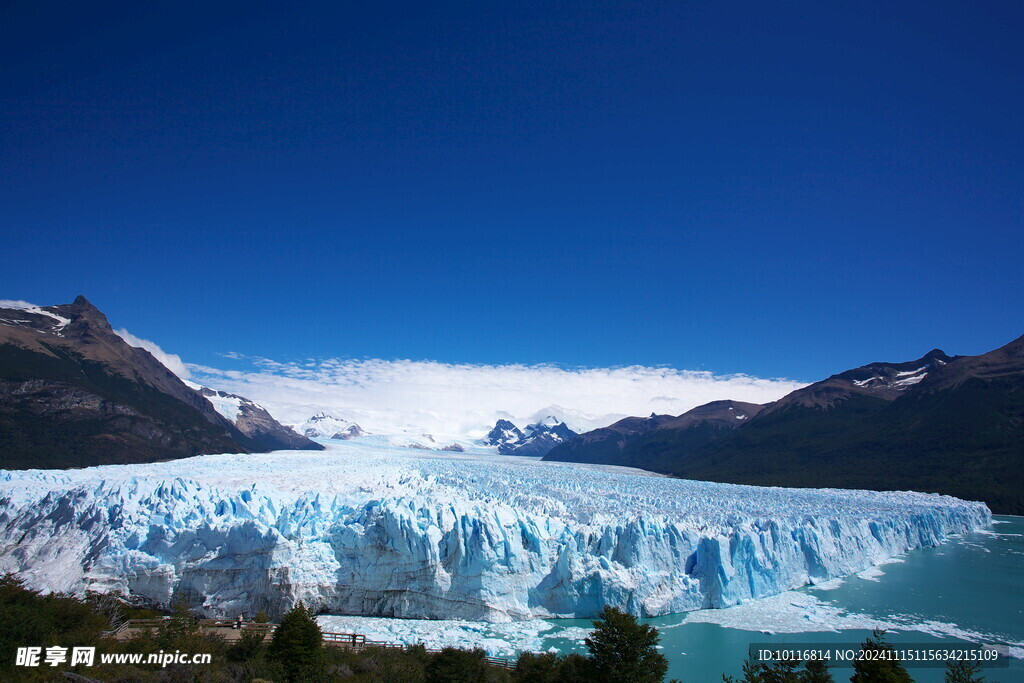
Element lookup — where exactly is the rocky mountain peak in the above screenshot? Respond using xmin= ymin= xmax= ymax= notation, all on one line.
xmin=484 ymin=419 xmax=525 ymax=447
xmin=297 ymin=413 xmax=366 ymax=440
xmin=60 ymin=295 xmax=115 ymax=335
xmin=484 ymin=417 xmax=577 ymax=456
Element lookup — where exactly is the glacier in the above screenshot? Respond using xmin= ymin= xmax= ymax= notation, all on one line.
xmin=0 ymin=437 xmax=990 ymax=621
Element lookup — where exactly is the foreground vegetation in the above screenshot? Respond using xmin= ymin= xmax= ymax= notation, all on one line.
xmin=0 ymin=575 xmax=671 ymax=682
xmin=723 ymin=630 xmax=990 ymax=683
xmin=0 ymin=574 xmax=994 ymax=682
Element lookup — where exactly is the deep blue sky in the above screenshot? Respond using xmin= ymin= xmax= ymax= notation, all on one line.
xmin=3 ymin=0 xmax=1022 ymax=381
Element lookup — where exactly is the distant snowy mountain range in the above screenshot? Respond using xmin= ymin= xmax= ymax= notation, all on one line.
xmin=483 ymin=415 xmax=578 ymax=456
xmin=284 ymin=411 xmax=578 ymax=458
xmin=296 ymin=412 xmax=367 ymax=440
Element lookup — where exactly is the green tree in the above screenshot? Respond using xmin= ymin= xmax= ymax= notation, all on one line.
xmin=799 ymin=657 xmax=833 ymax=683
xmin=723 ymin=655 xmax=767 ymax=683
xmin=558 ymin=652 xmax=597 ymax=682
xmin=156 ymin=599 xmax=201 ymax=650
xmin=228 ymin=627 xmax=268 ymax=662
xmin=425 ymin=646 xmax=491 ymax=682
xmin=723 ymin=655 xmax=832 ymax=683
xmin=724 ymin=655 xmax=796 ymax=683
xmin=0 ymin=574 xmax=107 ymax=676
xmin=515 ymin=651 xmax=561 ymax=682
xmin=268 ymin=601 xmax=325 ymax=682
xmin=850 ymin=630 xmax=912 ymax=683
xmin=585 ymin=605 xmax=669 ymax=683
xmin=945 ymin=659 xmax=985 ymax=683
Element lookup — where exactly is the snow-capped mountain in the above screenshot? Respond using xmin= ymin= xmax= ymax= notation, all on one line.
xmin=483 ymin=419 xmax=525 ymax=448
xmin=0 ymin=443 xmax=990 ymax=620
xmin=483 ymin=416 xmax=578 ymax=456
xmin=297 ymin=412 xmax=367 ymax=440
xmin=523 ymin=415 xmax=577 ymax=441
xmin=185 ymin=383 xmax=322 ymax=452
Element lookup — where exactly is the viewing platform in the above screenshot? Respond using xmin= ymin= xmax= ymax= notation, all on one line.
xmin=106 ymin=618 xmax=513 ymax=668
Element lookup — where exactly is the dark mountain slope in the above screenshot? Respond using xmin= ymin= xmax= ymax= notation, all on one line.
xmin=612 ymin=400 xmax=766 ymax=471
xmin=195 ymin=386 xmax=323 ymax=452
xmin=541 ymin=413 xmax=677 ymax=465
xmin=660 ymin=340 xmax=1024 ymax=514
xmin=543 ymin=401 xmax=764 ymax=468
xmin=0 ymin=297 xmax=257 ymax=468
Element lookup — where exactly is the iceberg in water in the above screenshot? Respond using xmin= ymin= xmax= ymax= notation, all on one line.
xmin=0 ymin=437 xmax=990 ymax=621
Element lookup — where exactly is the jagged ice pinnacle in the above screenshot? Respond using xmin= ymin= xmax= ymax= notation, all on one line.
xmin=0 ymin=437 xmax=990 ymax=621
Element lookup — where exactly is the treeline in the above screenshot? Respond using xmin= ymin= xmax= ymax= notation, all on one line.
xmin=722 ymin=630 xmax=989 ymax=683
xmin=0 ymin=574 xmax=992 ymax=682
xmin=0 ymin=575 xmax=671 ymax=682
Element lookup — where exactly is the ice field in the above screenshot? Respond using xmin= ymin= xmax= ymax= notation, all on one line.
xmin=0 ymin=436 xmax=990 ymax=621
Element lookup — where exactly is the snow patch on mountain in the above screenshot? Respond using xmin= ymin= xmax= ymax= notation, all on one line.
xmin=0 ymin=300 xmax=72 ymax=335
xmin=892 ymin=369 xmax=928 ymax=387
xmin=482 ymin=416 xmax=579 ymax=456
xmin=297 ymin=412 xmax=367 ymax=440
xmin=183 ymin=381 xmax=254 ymax=425
xmin=204 ymin=392 xmax=244 ymax=422
xmin=846 ymin=361 xmax=935 ymax=394
xmin=483 ymin=420 xmax=525 ymax=449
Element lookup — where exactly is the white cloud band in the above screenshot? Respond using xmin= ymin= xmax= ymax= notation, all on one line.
xmin=114 ymin=328 xmax=192 ymax=380
xmin=189 ymin=356 xmax=805 ymax=437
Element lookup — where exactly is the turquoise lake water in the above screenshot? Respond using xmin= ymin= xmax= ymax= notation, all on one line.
xmin=537 ymin=515 xmax=1024 ymax=682
xmin=319 ymin=514 xmax=1023 ymax=682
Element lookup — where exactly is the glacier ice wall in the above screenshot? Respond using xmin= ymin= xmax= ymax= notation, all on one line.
xmin=0 ymin=439 xmax=990 ymax=621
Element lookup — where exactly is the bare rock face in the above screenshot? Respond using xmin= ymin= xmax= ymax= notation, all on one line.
xmin=552 ymin=337 xmax=1024 ymax=515
xmin=484 ymin=416 xmax=578 ymax=456
xmin=763 ymin=348 xmax=956 ymax=413
xmin=1 ymin=296 xmax=267 ymax=469
xmin=194 ymin=386 xmax=323 ymax=452
xmin=543 ymin=401 xmax=763 ymax=467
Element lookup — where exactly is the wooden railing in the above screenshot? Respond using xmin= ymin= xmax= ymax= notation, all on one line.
xmin=330 ymin=636 xmax=512 ymax=668
xmin=118 ymin=618 xmax=166 ymax=630
xmin=106 ymin=618 xmax=275 ymax=637
xmin=107 ymin=620 xmax=513 ymax=669
xmin=321 ymin=631 xmax=365 ymax=646
xmin=199 ymin=619 xmax=276 ymax=633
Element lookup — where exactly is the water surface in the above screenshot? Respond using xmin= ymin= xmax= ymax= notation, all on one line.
xmin=320 ymin=515 xmax=1024 ymax=682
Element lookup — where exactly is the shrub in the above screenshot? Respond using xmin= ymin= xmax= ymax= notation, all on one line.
xmin=426 ymin=647 xmax=491 ymax=682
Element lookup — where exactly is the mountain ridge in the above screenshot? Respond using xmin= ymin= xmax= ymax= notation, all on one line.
xmin=546 ymin=337 xmax=1024 ymax=514
xmin=484 ymin=416 xmax=578 ymax=456
xmin=0 ymin=296 xmax=319 ymax=468
xmin=191 ymin=384 xmax=323 ymax=451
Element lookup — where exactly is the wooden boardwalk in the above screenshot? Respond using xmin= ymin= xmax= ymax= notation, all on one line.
xmin=106 ymin=619 xmax=513 ymax=668
xmin=107 ymin=618 xmax=275 ymax=643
